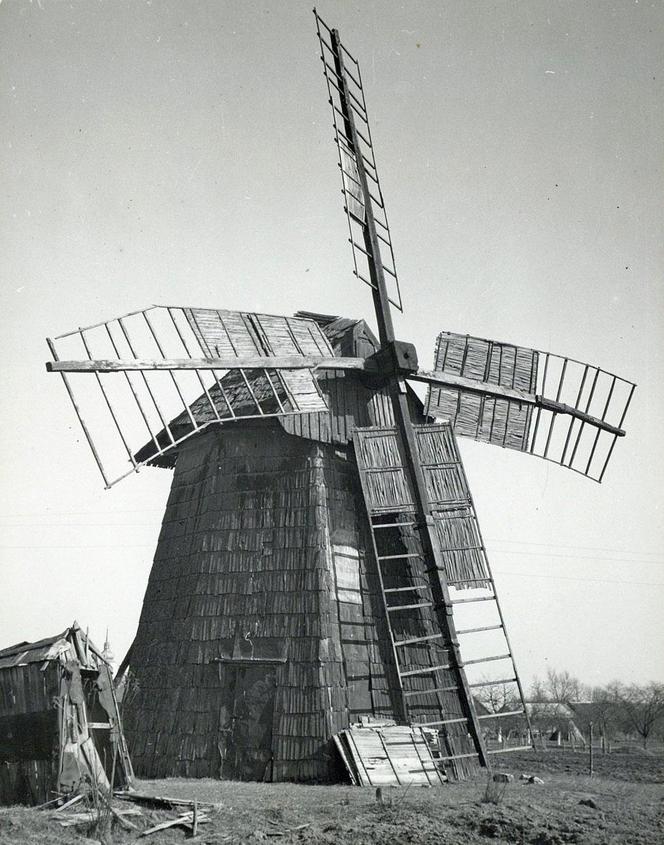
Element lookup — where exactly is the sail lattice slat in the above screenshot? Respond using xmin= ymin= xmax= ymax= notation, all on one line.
xmin=47 ymin=306 xmax=331 ymax=487
xmin=353 ymin=424 xmax=490 ymax=589
xmin=314 ymin=9 xmax=403 ymax=311
xmin=425 ymin=332 xmax=636 ymax=482
xmin=353 ymin=423 xmax=532 ymax=776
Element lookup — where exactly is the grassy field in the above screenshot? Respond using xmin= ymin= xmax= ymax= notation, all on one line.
xmin=1 ymin=749 xmax=662 ymax=844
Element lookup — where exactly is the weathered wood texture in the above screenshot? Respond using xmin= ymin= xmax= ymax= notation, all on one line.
xmin=123 ymin=317 xmax=477 ymax=782
xmin=426 ymin=332 xmax=538 ymax=451
xmin=0 ymin=628 xmax=132 ymax=805
xmin=138 ymin=317 xmax=406 ymax=468
xmin=0 ymin=663 xmax=60 ymax=804
xmin=123 ymin=419 xmax=464 ymax=782
xmin=336 ymin=724 xmax=446 ymax=786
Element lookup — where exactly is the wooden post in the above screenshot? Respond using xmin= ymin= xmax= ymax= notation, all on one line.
xmin=588 ymin=722 xmax=594 ymax=777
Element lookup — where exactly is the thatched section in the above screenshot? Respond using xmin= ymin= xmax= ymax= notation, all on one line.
xmin=135 ymin=316 xmax=419 ymax=468
xmin=426 ymin=332 xmax=538 ymax=450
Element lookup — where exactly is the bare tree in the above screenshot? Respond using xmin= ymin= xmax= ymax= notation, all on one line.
xmin=611 ymin=682 xmax=664 ymax=749
xmin=530 ymin=675 xmax=547 ymax=702
xmin=529 ymin=668 xmax=585 ymax=703
xmin=476 ymin=679 xmax=519 ymax=713
xmin=474 ymin=678 xmax=522 ymax=742
xmin=545 ymin=668 xmax=585 ymax=702
xmin=569 ymin=686 xmax=619 ymax=747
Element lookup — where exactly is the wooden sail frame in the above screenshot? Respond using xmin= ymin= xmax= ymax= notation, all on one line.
xmin=46 ymin=306 xmax=332 ymax=488
xmin=421 ymin=332 xmax=636 ymax=482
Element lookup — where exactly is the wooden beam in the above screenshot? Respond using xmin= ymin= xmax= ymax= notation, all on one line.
xmin=411 ymin=369 xmax=536 ymax=404
xmin=536 ymin=396 xmax=625 ymax=437
xmin=46 ymin=356 xmax=371 ymax=374
xmin=411 ymin=369 xmax=625 ymax=437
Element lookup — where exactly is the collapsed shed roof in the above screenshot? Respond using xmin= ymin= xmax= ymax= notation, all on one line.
xmin=0 ymin=623 xmax=105 ymax=671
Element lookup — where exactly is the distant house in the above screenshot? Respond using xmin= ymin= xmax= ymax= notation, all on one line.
xmin=0 ymin=623 xmax=133 ymax=805
xmin=568 ymin=700 xmax=633 ymax=743
xmin=525 ymin=701 xmax=586 ymax=745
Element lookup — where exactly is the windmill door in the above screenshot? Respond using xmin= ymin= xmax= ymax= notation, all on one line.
xmin=217 ymin=663 xmax=276 ymax=782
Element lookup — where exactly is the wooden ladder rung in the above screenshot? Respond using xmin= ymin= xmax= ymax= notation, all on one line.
xmin=487 ymin=744 xmax=534 ymax=754
xmin=399 ymin=662 xmax=451 ymax=678
xmin=468 ymin=677 xmax=517 ymax=688
xmin=404 ymin=685 xmax=459 ymax=697
xmin=372 ymin=521 xmax=418 ymax=529
xmin=378 ymin=552 xmax=422 ymax=561
xmin=387 ymin=601 xmax=433 ymax=612
xmin=451 ymin=594 xmax=495 ymax=604
xmin=456 ymin=624 xmax=503 ymax=635
xmin=383 ymin=584 xmax=428 ymax=594
xmin=416 ymin=716 xmax=468 ymax=727
xmin=478 ymin=710 xmax=525 ymax=720
xmin=394 ymin=633 xmax=444 ymax=648
xmin=463 ymin=654 xmax=511 ymax=666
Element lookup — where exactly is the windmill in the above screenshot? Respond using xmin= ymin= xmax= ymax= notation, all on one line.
xmin=44 ymin=10 xmax=635 ymax=783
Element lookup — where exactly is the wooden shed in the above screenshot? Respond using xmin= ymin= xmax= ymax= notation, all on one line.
xmin=0 ymin=623 xmax=133 ymax=805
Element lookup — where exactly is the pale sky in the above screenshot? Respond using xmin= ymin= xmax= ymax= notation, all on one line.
xmin=1 ymin=0 xmax=662 ymax=691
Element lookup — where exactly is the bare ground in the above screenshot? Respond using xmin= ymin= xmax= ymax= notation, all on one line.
xmin=1 ymin=749 xmax=663 ymax=844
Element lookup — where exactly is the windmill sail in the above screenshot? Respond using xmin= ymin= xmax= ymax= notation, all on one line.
xmin=46 ymin=306 xmax=331 ymax=488
xmin=422 ymin=332 xmax=636 ymax=482
xmin=314 ymin=10 xmax=403 ymax=312
xmin=353 ymin=423 xmax=531 ymax=777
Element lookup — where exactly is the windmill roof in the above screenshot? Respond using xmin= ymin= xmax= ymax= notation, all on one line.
xmin=294 ymin=312 xmax=379 ymax=355
xmin=134 ymin=313 xmax=382 ymax=467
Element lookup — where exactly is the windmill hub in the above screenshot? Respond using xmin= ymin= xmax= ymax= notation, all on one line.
xmin=363 ymin=340 xmax=419 ymax=387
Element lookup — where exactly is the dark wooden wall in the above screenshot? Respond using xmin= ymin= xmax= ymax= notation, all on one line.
xmin=125 ymin=404 xmax=477 ymax=781
xmin=125 ymin=419 xmax=456 ymax=781
xmin=0 ymin=664 xmax=60 ymax=804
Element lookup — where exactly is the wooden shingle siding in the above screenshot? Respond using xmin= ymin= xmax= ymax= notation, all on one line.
xmin=124 ymin=419 xmax=462 ymax=781
xmin=125 ymin=424 xmax=350 ymax=780
xmin=122 ymin=317 xmax=483 ymax=782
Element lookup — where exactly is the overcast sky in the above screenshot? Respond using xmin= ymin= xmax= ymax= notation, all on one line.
xmin=1 ymin=0 xmax=662 ymax=691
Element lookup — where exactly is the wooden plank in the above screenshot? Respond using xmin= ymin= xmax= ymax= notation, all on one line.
xmin=413 ymin=370 xmax=536 ymax=405
xmin=47 ymin=356 xmax=369 ymax=373
xmin=139 ymin=812 xmax=210 ymax=837
xmin=114 ymin=792 xmax=214 ymax=809
xmin=332 ymin=734 xmax=358 ymax=785
xmin=487 ymin=744 xmax=533 ymax=754
xmin=53 ymin=794 xmax=84 ymax=813
xmin=335 ymin=726 xmax=444 ymax=786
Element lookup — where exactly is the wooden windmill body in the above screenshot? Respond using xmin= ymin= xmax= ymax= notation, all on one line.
xmin=46 ymin=12 xmax=636 ymax=783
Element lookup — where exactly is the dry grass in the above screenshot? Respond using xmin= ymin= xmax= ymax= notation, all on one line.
xmin=1 ymin=749 xmax=663 ymax=844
